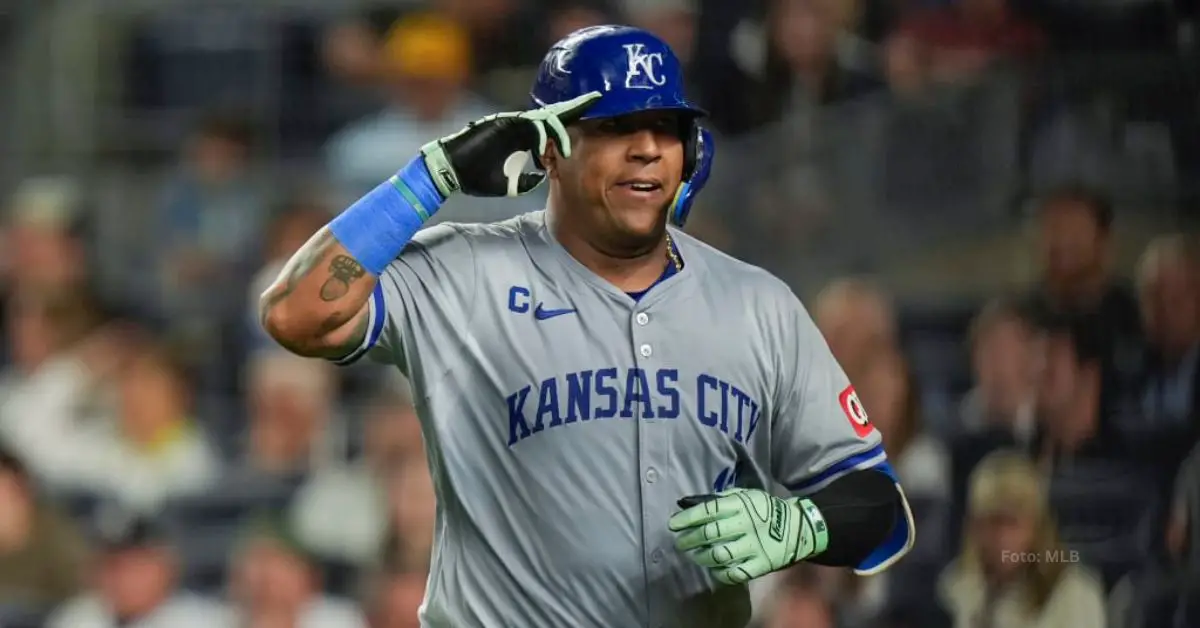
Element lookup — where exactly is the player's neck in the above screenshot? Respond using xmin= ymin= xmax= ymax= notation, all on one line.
xmin=551 ymin=218 xmax=672 ymax=293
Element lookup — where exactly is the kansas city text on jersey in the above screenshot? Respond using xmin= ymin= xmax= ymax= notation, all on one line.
xmin=506 ymin=368 xmax=764 ymax=447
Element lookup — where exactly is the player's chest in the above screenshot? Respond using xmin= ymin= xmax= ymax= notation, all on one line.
xmin=471 ymin=277 xmax=775 ymax=448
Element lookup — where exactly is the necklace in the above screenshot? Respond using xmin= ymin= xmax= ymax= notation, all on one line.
xmin=665 ymin=232 xmax=682 ymax=272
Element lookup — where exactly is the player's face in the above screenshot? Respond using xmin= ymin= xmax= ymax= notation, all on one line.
xmin=553 ymin=111 xmax=686 ymax=256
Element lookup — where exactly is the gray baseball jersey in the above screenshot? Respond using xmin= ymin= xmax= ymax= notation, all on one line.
xmin=333 ymin=211 xmax=913 ymax=628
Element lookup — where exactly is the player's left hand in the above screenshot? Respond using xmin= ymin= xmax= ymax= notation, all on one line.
xmin=668 ymin=488 xmax=827 ymax=586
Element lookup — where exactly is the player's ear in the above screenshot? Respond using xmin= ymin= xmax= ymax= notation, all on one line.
xmin=540 ymin=143 xmax=560 ymax=179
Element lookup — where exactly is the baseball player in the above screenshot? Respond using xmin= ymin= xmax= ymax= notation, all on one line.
xmin=261 ymin=25 xmax=914 ymax=628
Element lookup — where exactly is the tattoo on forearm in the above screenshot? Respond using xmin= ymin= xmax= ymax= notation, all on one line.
xmin=258 ymin=227 xmax=376 ymax=358
xmin=320 ymin=255 xmax=367 ymax=302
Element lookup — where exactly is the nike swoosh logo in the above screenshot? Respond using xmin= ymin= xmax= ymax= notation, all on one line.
xmin=534 ymin=304 xmax=577 ymax=320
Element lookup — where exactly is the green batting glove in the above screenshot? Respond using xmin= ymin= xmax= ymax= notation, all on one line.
xmin=668 ymin=488 xmax=829 ymax=586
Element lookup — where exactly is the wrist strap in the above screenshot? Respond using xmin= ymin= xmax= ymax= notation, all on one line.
xmin=794 ymin=498 xmax=830 ymax=562
xmin=420 ymin=138 xmax=461 ymax=198
xmin=329 ymin=156 xmax=446 ymax=275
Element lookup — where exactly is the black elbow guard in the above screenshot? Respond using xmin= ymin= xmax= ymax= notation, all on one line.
xmin=804 ymin=469 xmax=902 ymax=567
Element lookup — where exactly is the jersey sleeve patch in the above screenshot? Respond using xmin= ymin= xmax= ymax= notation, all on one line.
xmin=839 ymin=385 xmax=873 ymax=438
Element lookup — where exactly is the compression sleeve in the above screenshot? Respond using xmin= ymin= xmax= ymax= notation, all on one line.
xmin=803 ymin=468 xmax=904 ymax=567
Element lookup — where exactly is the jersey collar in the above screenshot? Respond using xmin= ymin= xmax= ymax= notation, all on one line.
xmin=625 ymin=240 xmax=681 ymax=301
xmin=532 ymin=210 xmax=699 ymax=309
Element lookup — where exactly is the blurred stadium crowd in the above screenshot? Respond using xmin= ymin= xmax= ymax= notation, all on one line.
xmin=0 ymin=0 xmax=1199 ymax=626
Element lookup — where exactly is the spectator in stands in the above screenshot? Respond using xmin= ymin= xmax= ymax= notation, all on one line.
xmin=69 ymin=342 xmax=218 ymax=513
xmin=1136 ymin=235 xmax=1200 ymax=431
xmin=960 ymin=298 xmax=1040 ymax=442
xmin=950 ymin=298 xmax=1041 ymax=547
xmin=364 ymin=566 xmax=426 ymax=628
xmin=754 ymin=0 xmax=880 ymax=126
xmin=895 ymin=0 xmax=1043 ymax=86
xmin=379 ymin=457 xmax=437 ymax=574
xmin=226 ymin=515 xmax=366 ymax=628
xmin=0 ymin=289 xmax=129 ymax=489
xmin=0 ymin=445 xmax=87 ymax=610
xmin=687 ymin=0 xmax=886 ymax=286
xmin=939 ymin=450 xmax=1106 ymax=628
xmin=1 ymin=177 xmax=91 ymax=297
xmin=431 ymin=0 xmax=535 ymax=82
xmin=326 ymin=13 xmax=485 ymax=199
xmin=813 ymin=277 xmax=898 ymax=379
xmin=1024 ymin=186 xmax=1142 ymax=391
xmin=1034 ymin=318 xmax=1165 ymax=586
xmin=318 ymin=10 xmax=415 ymax=138
xmin=322 ymin=19 xmax=385 ymax=89
xmin=48 ymin=508 xmax=227 ymax=628
xmin=155 ymin=113 xmax=269 ymax=343
xmin=241 ymin=351 xmax=339 ymax=483
xmin=292 ymin=385 xmax=421 ymax=566
xmin=873 ymin=2 xmax=1027 ymax=242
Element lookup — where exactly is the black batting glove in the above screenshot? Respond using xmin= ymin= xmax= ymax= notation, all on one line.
xmin=419 ymin=91 xmax=602 ymax=199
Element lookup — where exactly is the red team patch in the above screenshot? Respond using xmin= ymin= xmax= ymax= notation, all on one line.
xmin=839 ymin=385 xmax=873 ymax=438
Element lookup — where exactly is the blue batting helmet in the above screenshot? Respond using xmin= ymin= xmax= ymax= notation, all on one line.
xmin=530 ymin=25 xmax=714 ymax=227
xmin=531 ymin=25 xmax=705 ymax=120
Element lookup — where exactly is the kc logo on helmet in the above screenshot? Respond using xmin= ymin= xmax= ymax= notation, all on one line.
xmin=623 ymin=43 xmax=666 ymax=89
xmin=839 ymin=386 xmax=873 ymax=438
xmin=550 ymin=48 xmax=574 ymax=75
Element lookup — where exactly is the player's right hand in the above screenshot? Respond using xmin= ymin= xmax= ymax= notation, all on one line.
xmin=419 ymin=91 xmax=602 ymax=199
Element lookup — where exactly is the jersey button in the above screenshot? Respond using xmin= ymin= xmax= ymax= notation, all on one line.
xmin=636 ymin=312 xmax=649 ymax=326
xmin=639 ymin=344 xmax=652 ymax=357
xmin=651 ymin=549 xmax=664 ymax=563
xmin=644 ymin=468 xmax=658 ymax=483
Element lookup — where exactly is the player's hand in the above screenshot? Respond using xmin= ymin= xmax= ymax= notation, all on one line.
xmin=419 ymin=91 xmax=602 ymax=199
xmin=668 ymin=489 xmax=827 ymax=586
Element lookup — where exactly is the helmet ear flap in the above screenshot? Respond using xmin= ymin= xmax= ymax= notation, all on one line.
xmin=681 ymin=119 xmax=700 ymax=180
xmin=670 ymin=125 xmax=714 ymax=228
